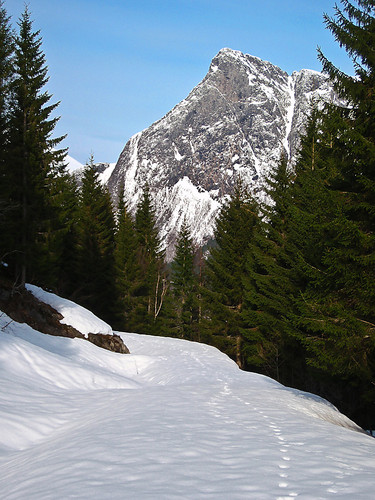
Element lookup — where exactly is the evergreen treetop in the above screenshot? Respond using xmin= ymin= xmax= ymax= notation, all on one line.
xmin=0 ymin=0 xmax=13 ymax=151
xmin=171 ymin=217 xmax=196 ymax=296
xmin=135 ymin=183 xmax=163 ymax=262
xmin=318 ymin=0 xmax=375 ymax=103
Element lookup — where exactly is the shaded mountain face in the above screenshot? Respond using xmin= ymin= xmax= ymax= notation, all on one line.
xmin=108 ymin=48 xmax=338 ymax=259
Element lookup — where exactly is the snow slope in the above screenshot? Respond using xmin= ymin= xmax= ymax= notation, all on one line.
xmin=65 ymin=154 xmax=84 ymax=173
xmin=1 ymin=293 xmax=375 ymax=499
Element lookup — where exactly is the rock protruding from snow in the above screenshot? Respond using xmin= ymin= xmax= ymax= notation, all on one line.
xmin=26 ymin=284 xmax=113 ymax=338
xmin=109 ymin=48 xmax=339 ymax=259
xmin=87 ymin=333 xmax=130 ymax=354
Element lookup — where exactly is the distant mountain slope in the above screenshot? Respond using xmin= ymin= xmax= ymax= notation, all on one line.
xmin=69 ymin=160 xmax=116 ymax=186
xmin=109 ymin=48 xmax=340 ymax=258
xmin=65 ymin=154 xmax=84 ymax=173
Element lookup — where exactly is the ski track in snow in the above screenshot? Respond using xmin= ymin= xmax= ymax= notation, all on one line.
xmin=1 ymin=297 xmax=375 ymax=499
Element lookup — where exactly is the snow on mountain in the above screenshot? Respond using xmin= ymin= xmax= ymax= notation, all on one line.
xmin=1 ymin=290 xmax=375 ymax=499
xmin=65 ymin=154 xmax=84 ymax=173
xmin=108 ymin=48 xmax=341 ymax=259
xmin=68 ymin=160 xmax=116 ymax=187
xmin=98 ymin=162 xmax=116 ymax=184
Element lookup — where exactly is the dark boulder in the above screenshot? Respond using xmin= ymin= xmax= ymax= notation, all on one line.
xmin=87 ymin=333 xmax=130 ymax=354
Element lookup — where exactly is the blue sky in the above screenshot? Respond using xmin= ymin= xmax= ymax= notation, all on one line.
xmin=7 ymin=0 xmax=354 ymax=164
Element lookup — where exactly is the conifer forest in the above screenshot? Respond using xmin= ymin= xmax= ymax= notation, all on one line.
xmin=1 ymin=0 xmax=375 ymax=429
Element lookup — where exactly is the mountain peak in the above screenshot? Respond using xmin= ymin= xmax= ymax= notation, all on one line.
xmin=214 ymin=47 xmax=263 ymax=62
xmin=108 ymin=51 xmax=337 ymax=259
xmin=209 ymin=48 xmax=281 ymax=76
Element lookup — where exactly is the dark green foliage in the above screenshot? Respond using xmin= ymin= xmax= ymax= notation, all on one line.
xmin=266 ymin=1 xmax=375 ymax=426
xmin=202 ymin=180 xmax=259 ymax=366
xmin=73 ymin=159 xmax=118 ymax=323
xmin=171 ymin=218 xmax=200 ymax=340
xmin=113 ymin=184 xmax=140 ymax=330
xmin=132 ymin=184 xmax=169 ymax=334
xmin=172 ymin=218 xmax=195 ymax=296
xmin=0 ymin=1 xmax=14 ymax=267
xmin=4 ymin=6 xmax=66 ymax=285
xmin=48 ymin=173 xmax=80 ymax=295
xmin=316 ymin=1 xmax=375 ymax=328
xmin=0 ymin=0 xmax=13 ymax=162
xmin=241 ymin=154 xmax=301 ymax=382
xmin=292 ymin=2 xmax=375 ymax=383
xmin=283 ymin=109 xmax=348 ymax=379
xmin=135 ymin=184 xmax=163 ymax=261
xmin=281 ymin=104 xmax=375 ymax=425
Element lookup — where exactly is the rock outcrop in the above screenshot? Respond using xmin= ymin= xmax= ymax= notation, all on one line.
xmin=108 ymin=48 xmax=340 ymax=259
xmin=0 ymin=280 xmax=130 ymax=354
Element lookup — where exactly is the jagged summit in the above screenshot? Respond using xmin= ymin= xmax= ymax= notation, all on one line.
xmin=107 ymin=48 xmax=338 ymax=259
xmin=210 ymin=47 xmax=283 ymax=75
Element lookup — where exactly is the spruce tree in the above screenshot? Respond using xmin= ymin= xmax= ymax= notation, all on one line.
xmin=0 ymin=1 xmax=14 ymax=269
xmin=203 ymin=180 xmax=259 ymax=367
xmin=114 ymin=184 xmax=140 ymax=330
xmin=282 ymin=94 xmax=375 ymax=425
xmin=48 ymin=172 xmax=80 ymax=295
xmin=283 ymin=2 xmax=375 ymax=384
xmin=74 ymin=158 xmax=117 ymax=323
xmin=133 ymin=184 xmax=168 ymax=334
xmin=6 ymin=6 xmax=66 ymax=286
xmin=171 ymin=218 xmax=199 ymax=340
xmin=290 ymin=1 xmax=375 ymax=425
xmin=241 ymin=154 xmax=301 ymax=383
xmin=316 ymin=0 xmax=375 ymax=334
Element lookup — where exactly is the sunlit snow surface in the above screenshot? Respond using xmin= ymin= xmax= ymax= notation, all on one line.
xmin=1 ymin=293 xmax=375 ymax=499
xmin=65 ymin=154 xmax=84 ymax=173
xmin=25 ymin=284 xmax=112 ymax=337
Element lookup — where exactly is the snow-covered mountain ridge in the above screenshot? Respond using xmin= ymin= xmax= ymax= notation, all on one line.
xmin=67 ymin=158 xmax=116 ymax=186
xmin=1 ymin=287 xmax=375 ymax=499
xmin=108 ymin=48 xmax=340 ymax=259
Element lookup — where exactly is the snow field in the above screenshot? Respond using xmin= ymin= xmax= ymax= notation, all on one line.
xmin=1 ymin=290 xmax=375 ymax=499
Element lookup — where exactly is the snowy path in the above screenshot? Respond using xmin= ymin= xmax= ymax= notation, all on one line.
xmin=1 ymin=313 xmax=375 ymax=499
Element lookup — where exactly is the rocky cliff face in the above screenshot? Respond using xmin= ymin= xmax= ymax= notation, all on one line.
xmin=108 ymin=48 xmax=339 ymax=259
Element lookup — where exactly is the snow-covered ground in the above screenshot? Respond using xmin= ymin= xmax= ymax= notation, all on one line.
xmin=1 ymin=289 xmax=375 ymax=499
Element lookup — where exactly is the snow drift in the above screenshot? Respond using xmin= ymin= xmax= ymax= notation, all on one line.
xmin=1 ymin=288 xmax=375 ymax=499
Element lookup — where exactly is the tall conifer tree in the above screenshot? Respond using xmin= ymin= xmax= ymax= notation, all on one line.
xmin=241 ymin=154 xmax=300 ymax=382
xmin=316 ymin=0 xmax=375 ymax=336
xmin=48 ymin=172 xmax=80 ymax=295
xmin=74 ymin=159 xmax=117 ymax=323
xmin=271 ymin=2 xmax=375 ymax=425
xmin=285 ymin=2 xmax=375 ymax=381
xmin=278 ymin=109 xmax=345 ymax=391
xmin=133 ymin=184 xmax=168 ymax=334
xmin=294 ymin=2 xmax=375 ymax=424
xmin=6 ymin=6 xmax=66 ymax=285
xmin=0 ymin=1 xmax=14 ymax=267
xmin=171 ymin=218 xmax=199 ymax=340
xmin=203 ymin=180 xmax=259 ymax=367
xmin=114 ymin=184 xmax=140 ymax=330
